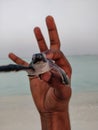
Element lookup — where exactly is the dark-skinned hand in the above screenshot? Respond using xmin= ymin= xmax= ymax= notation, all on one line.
xmin=9 ymin=16 xmax=72 ymax=115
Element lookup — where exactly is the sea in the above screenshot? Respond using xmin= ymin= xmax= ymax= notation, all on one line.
xmin=0 ymin=55 xmax=98 ymax=96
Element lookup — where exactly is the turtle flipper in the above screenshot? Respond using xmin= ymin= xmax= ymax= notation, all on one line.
xmin=0 ymin=64 xmax=34 ymax=72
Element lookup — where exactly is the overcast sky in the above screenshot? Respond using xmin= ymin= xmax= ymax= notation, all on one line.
xmin=0 ymin=0 xmax=98 ymax=58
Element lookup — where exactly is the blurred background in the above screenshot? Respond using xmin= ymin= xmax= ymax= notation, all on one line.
xmin=0 ymin=0 xmax=98 ymax=58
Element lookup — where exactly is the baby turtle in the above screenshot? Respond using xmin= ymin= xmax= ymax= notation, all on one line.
xmin=0 ymin=53 xmax=69 ymax=85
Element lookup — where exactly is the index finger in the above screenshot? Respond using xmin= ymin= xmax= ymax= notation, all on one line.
xmin=34 ymin=27 xmax=48 ymax=52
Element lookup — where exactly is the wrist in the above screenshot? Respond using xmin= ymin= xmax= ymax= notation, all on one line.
xmin=40 ymin=111 xmax=71 ymax=130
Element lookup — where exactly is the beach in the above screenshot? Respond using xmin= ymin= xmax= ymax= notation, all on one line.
xmin=70 ymin=92 xmax=98 ymax=130
xmin=0 ymin=95 xmax=41 ymax=130
xmin=0 ymin=92 xmax=98 ymax=130
xmin=0 ymin=55 xmax=98 ymax=129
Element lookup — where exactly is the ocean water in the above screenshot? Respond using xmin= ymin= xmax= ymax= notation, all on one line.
xmin=0 ymin=55 xmax=98 ymax=96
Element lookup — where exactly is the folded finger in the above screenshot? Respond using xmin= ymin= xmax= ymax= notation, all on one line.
xmin=40 ymin=70 xmax=71 ymax=100
xmin=45 ymin=50 xmax=72 ymax=78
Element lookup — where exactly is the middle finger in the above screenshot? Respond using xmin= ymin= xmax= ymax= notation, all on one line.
xmin=46 ymin=16 xmax=60 ymax=50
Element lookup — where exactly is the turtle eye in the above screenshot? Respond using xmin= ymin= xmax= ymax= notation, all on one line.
xmin=36 ymin=54 xmax=43 ymax=60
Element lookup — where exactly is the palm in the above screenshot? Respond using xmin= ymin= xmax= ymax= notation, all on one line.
xmin=29 ymin=78 xmax=71 ymax=113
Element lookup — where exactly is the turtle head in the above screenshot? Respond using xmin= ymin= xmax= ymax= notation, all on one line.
xmin=32 ymin=53 xmax=47 ymax=64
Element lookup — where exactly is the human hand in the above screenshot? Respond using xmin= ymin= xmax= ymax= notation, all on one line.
xmin=9 ymin=16 xmax=72 ymax=115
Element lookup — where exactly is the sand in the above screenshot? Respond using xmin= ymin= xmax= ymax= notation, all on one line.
xmin=0 ymin=92 xmax=98 ymax=130
xmin=70 ymin=92 xmax=98 ymax=130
